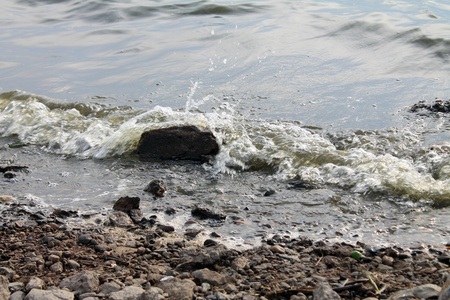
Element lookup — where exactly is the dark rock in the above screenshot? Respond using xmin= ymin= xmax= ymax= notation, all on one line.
xmin=144 ymin=180 xmax=166 ymax=197
xmin=158 ymin=225 xmax=175 ymax=233
xmin=113 ymin=196 xmax=140 ymax=212
xmin=409 ymin=99 xmax=450 ymax=114
xmin=287 ymin=174 xmax=316 ymax=190
xmin=204 ymin=239 xmax=218 ymax=247
xmin=51 ymin=208 xmax=78 ymax=218
xmin=191 ymin=206 xmax=226 ymax=221
xmin=137 ymin=125 xmax=219 ymax=161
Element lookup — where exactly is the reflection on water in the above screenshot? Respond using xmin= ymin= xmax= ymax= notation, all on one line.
xmin=1 ymin=0 xmax=449 ymax=247
xmin=1 ymin=0 xmax=449 ymax=129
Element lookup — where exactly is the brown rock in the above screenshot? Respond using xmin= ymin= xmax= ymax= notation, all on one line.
xmin=113 ymin=196 xmax=140 ymax=212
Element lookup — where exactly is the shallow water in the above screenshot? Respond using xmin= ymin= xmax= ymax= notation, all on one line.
xmin=1 ymin=0 xmax=449 ymax=248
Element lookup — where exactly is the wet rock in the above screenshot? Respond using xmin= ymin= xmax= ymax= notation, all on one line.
xmin=26 ymin=277 xmax=44 ymax=292
xmin=409 ymin=99 xmax=450 ymax=114
xmin=24 ymin=288 xmax=74 ymax=300
xmin=0 ymin=276 xmax=9 ymax=300
xmin=157 ymin=225 xmax=175 ymax=233
xmin=157 ymin=277 xmax=196 ymax=300
xmin=51 ymin=208 xmax=78 ymax=218
xmin=191 ymin=206 xmax=226 ymax=221
xmin=184 ymin=228 xmax=203 ymax=238
xmin=203 ymin=239 xmax=218 ymax=247
xmin=109 ymin=211 xmax=134 ymax=227
xmin=137 ymin=125 xmax=219 ymax=161
xmin=313 ymin=282 xmax=341 ymax=300
xmin=192 ymin=268 xmax=232 ymax=286
xmin=144 ymin=179 xmax=166 ymax=197
xmin=0 ymin=195 xmax=15 ymax=202
xmin=113 ymin=196 xmax=140 ymax=213
xmin=109 ymin=286 xmax=145 ymax=300
xmin=59 ymin=271 xmax=99 ymax=294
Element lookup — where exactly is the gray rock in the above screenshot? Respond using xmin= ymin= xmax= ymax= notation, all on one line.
xmin=9 ymin=291 xmax=25 ymax=300
xmin=0 ymin=267 xmax=15 ymax=281
xmin=59 ymin=271 xmax=99 ymax=294
xmin=137 ymin=125 xmax=219 ymax=161
xmin=9 ymin=281 xmax=24 ymax=293
xmin=100 ymin=282 xmax=122 ymax=295
xmin=313 ymin=282 xmax=341 ymax=300
xmin=192 ymin=268 xmax=232 ymax=286
xmin=109 ymin=286 xmax=145 ymax=300
xmin=49 ymin=262 xmax=64 ymax=273
xmin=440 ymin=281 xmax=450 ymax=300
xmin=26 ymin=277 xmax=44 ymax=292
xmin=109 ymin=211 xmax=134 ymax=227
xmin=157 ymin=277 xmax=196 ymax=300
xmin=0 ymin=275 xmax=9 ymax=300
xmin=412 ymin=284 xmax=441 ymax=299
xmin=390 ymin=284 xmax=442 ymax=300
xmin=137 ymin=287 xmax=165 ymax=300
xmin=24 ymin=288 xmax=74 ymax=300
xmin=67 ymin=260 xmax=80 ymax=270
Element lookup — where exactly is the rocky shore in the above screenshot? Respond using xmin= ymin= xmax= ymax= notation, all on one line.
xmin=1 ymin=194 xmax=449 ymax=300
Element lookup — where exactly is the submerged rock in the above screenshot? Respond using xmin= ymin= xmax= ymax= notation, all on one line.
xmin=137 ymin=125 xmax=219 ymax=161
xmin=144 ymin=180 xmax=166 ymax=197
xmin=191 ymin=206 xmax=226 ymax=221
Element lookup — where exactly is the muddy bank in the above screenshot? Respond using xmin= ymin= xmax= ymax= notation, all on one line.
xmin=0 ymin=198 xmax=449 ymax=300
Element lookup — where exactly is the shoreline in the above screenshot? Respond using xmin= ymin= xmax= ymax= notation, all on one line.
xmin=1 ymin=197 xmax=449 ymax=300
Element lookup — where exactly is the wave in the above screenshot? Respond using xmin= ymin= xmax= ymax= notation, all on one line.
xmin=1 ymin=90 xmax=449 ymax=207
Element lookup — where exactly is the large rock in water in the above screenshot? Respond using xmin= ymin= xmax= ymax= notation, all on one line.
xmin=137 ymin=125 xmax=219 ymax=161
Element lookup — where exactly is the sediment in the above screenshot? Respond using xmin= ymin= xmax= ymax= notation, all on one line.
xmin=0 ymin=199 xmax=449 ymax=300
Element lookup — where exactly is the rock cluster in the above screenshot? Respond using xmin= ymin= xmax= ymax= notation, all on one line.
xmin=409 ymin=99 xmax=450 ymax=114
xmin=0 ymin=199 xmax=449 ymax=300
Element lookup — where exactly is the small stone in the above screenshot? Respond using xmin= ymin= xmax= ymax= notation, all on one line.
xmin=313 ymin=282 xmax=341 ymax=300
xmin=26 ymin=277 xmax=44 ymax=292
xmin=24 ymin=288 xmax=74 ymax=300
xmin=0 ymin=276 xmax=9 ymax=300
xmin=109 ymin=211 xmax=134 ymax=227
xmin=109 ymin=286 xmax=145 ymax=300
xmin=204 ymin=239 xmax=218 ymax=247
xmin=9 ymin=291 xmax=25 ymax=300
xmin=192 ymin=268 xmax=232 ymax=286
xmin=382 ymin=255 xmax=394 ymax=266
xmin=0 ymin=195 xmax=15 ymax=202
xmin=100 ymin=282 xmax=122 ymax=295
xmin=0 ymin=267 xmax=15 ymax=280
xmin=270 ymin=245 xmax=285 ymax=254
xmin=158 ymin=225 xmax=175 ymax=233
xmin=412 ymin=284 xmax=441 ymax=299
xmin=191 ymin=207 xmax=226 ymax=221
xmin=48 ymin=254 xmax=60 ymax=263
xmin=67 ymin=260 xmax=80 ymax=269
xmin=50 ymin=262 xmax=64 ymax=273
xmin=157 ymin=277 xmax=196 ymax=300
xmin=144 ymin=179 xmax=166 ymax=197
xmin=59 ymin=270 xmax=99 ymax=294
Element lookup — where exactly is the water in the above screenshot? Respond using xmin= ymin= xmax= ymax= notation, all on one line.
xmin=1 ymin=0 xmax=449 ymax=249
